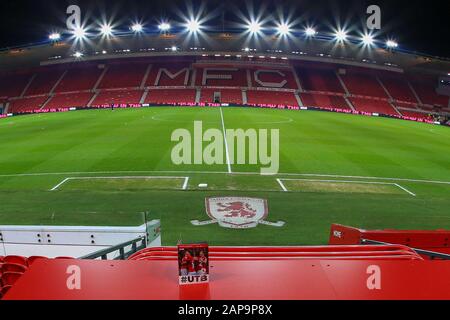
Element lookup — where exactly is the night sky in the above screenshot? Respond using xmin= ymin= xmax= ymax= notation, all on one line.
xmin=0 ymin=0 xmax=448 ymax=58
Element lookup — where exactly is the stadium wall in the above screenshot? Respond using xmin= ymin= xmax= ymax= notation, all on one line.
xmin=0 ymin=220 xmax=161 ymax=258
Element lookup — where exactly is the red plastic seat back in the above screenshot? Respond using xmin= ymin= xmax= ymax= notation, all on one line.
xmin=4 ymin=256 xmax=28 ymax=267
xmin=27 ymin=256 xmax=48 ymax=266
xmin=1 ymin=263 xmax=27 ymax=274
xmin=0 ymin=285 xmax=12 ymax=298
xmin=2 ymin=272 xmax=22 ymax=286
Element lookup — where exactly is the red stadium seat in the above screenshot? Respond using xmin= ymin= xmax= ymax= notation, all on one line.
xmin=55 ymin=257 xmax=75 ymax=260
xmin=45 ymin=92 xmax=94 ymax=109
xmin=27 ymin=256 xmax=48 ymax=266
xmin=247 ymin=90 xmax=298 ymax=107
xmin=251 ymin=69 xmax=298 ymax=89
xmin=350 ymin=98 xmax=399 ymax=116
xmin=146 ymin=63 xmax=193 ymax=87
xmin=200 ymin=89 xmax=243 ymax=105
xmin=54 ymin=65 xmax=104 ymax=93
xmin=7 ymin=96 xmax=49 ymax=113
xmin=296 ymin=66 xmax=345 ymax=93
xmin=23 ymin=69 xmax=65 ymax=96
xmin=378 ymin=73 xmax=418 ymax=103
xmin=0 ymin=285 xmax=13 ymax=298
xmin=0 ymin=72 xmax=33 ymax=98
xmin=145 ymin=89 xmax=196 ymax=105
xmin=98 ymin=62 xmax=148 ymax=89
xmin=341 ymin=70 xmax=388 ymax=98
xmin=1 ymin=272 xmax=23 ymax=286
xmin=0 ymin=56 xmax=448 ymax=125
xmin=1 ymin=263 xmax=27 ymax=274
xmin=409 ymin=74 xmax=449 ymax=106
xmin=196 ymin=68 xmax=248 ymax=87
xmin=300 ymin=93 xmax=351 ymax=110
xmin=3 ymin=256 xmax=28 ymax=267
xmin=91 ymin=89 xmax=143 ymax=106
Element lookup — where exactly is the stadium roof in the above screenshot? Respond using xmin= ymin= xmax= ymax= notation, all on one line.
xmin=1 ymin=32 xmax=449 ymax=76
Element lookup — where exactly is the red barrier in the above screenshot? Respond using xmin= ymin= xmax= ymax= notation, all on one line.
xmin=128 ymin=245 xmax=423 ymax=261
xmin=329 ymin=224 xmax=450 ymax=256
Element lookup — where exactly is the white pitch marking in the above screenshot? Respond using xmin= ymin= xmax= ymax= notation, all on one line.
xmin=276 ymin=173 xmax=450 ymax=185
xmin=50 ymin=177 xmax=70 ymax=191
xmin=276 ymin=178 xmax=288 ymax=192
xmin=50 ymin=176 xmax=188 ymax=191
xmin=1 ymin=170 xmax=449 ymax=186
xmin=220 ymin=107 xmax=233 ymax=174
xmin=394 ymin=183 xmax=416 ymax=197
xmin=278 ymin=178 xmax=417 ymax=197
xmin=182 ymin=177 xmax=190 ymax=190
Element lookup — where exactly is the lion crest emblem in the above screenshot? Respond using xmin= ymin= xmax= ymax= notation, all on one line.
xmin=191 ymin=197 xmax=286 ymax=229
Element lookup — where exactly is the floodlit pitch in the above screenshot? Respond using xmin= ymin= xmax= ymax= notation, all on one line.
xmin=0 ymin=106 xmax=449 ymax=246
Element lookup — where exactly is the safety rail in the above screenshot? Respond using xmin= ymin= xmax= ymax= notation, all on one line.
xmin=361 ymin=239 xmax=450 ymax=260
xmin=80 ymin=236 xmax=147 ymax=260
xmin=128 ymin=245 xmax=423 ymax=261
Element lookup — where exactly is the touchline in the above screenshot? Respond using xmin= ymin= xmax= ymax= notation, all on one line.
xmin=171 ymin=121 xmax=280 ymax=175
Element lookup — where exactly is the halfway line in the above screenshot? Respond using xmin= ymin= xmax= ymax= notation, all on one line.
xmin=220 ymin=107 xmax=232 ymax=174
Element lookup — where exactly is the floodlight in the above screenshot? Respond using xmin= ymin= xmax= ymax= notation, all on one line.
xmin=73 ymin=27 xmax=87 ymax=40
xmin=362 ymin=34 xmax=374 ymax=46
xmin=386 ymin=40 xmax=398 ymax=48
xmin=49 ymin=33 xmax=61 ymax=41
xmin=186 ymin=19 xmax=201 ymax=33
xmin=159 ymin=23 xmax=171 ymax=32
xmin=248 ymin=21 xmax=262 ymax=34
xmin=334 ymin=30 xmax=348 ymax=42
xmin=276 ymin=23 xmax=291 ymax=36
xmin=74 ymin=51 xmax=83 ymax=58
xmin=131 ymin=23 xmax=143 ymax=32
xmin=305 ymin=27 xmax=316 ymax=37
xmin=100 ymin=24 xmax=113 ymax=36
xmin=171 ymin=46 xmax=177 ymax=52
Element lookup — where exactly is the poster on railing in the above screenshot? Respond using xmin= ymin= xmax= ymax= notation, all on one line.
xmin=178 ymin=243 xmax=209 ymax=285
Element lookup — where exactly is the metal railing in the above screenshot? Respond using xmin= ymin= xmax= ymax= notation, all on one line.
xmin=80 ymin=236 xmax=147 ymax=260
xmin=361 ymin=239 xmax=450 ymax=260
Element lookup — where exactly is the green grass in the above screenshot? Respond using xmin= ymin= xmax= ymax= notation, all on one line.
xmin=56 ymin=177 xmax=187 ymax=191
xmin=0 ymin=107 xmax=449 ymax=245
xmin=280 ymin=179 xmax=406 ymax=195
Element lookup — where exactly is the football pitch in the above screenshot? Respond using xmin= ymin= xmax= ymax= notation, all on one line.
xmin=0 ymin=106 xmax=449 ymax=245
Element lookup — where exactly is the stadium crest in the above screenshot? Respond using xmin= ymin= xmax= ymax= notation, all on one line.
xmin=191 ymin=197 xmax=286 ymax=229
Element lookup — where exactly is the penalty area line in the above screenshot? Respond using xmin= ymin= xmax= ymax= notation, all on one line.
xmin=3 ymin=170 xmax=448 ymax=186
xmin=182 ymin=177 xmax=190 ymax=190
xmin=50 ymin=178 xmax=71 ymax=191
xmin=277 ymin=178 xmax=288 ymax=192
xmin=49 ymin=176 xmax=190 ymax=191
xmin=394 ymin=183 xmax=416 ymax=197
xmin=278 ymin=178 xmax=417 ymax=197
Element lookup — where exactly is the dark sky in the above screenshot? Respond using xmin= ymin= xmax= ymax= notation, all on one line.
xmin=0 ymin=0 xmax=448 ymax=58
